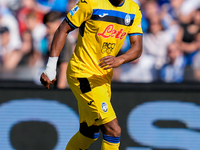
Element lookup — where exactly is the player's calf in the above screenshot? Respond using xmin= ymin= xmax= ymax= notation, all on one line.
xmin=100 ymin=118 xmax=121 ymax=150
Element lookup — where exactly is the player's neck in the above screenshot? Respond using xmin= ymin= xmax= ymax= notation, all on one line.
xmin=109 ymin=0 xmax=125 ymax=6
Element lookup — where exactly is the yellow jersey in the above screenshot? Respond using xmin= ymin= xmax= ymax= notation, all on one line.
xmin=66 ymin=0 xmax=143 ymax=83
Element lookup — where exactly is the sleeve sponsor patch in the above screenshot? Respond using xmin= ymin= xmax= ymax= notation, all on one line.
xmin=69 ymin=5 xmax=79 ymax=16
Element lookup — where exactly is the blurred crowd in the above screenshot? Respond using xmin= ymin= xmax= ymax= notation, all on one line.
xmin=0 ymin=0 xmax=200 ymax=88
xmin=0 ymin=0 xmax=77 ymax=88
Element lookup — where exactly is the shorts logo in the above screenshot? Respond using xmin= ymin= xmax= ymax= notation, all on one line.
xmin=69 ymin=5 xmax=79 ymax=16
xmin=125 ymin=14 xmax=131 ymax=26
xmin=97 ymin=24 xmax=127 ymax=40
xmin=101 ymin=102 xmax=108 ymax=112
xmin=101 ymin=42 xmax=115 ymax=54
xmin=88 ymin=100 xmax=94 ymax=105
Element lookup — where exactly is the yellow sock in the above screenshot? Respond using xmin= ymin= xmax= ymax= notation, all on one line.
xmin=101 ymin=134 xmax=120 ymax=150
xmin=65 ymin=131 xmax=99 ymax=150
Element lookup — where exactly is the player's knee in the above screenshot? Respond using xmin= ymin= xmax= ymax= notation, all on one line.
xmin=100 ymin=119 xmax=121 ymax=137
xmin=112 ymin=124 xmax=121 ymax=137
xmin=102 ymin=124 xmax=121 ymax=145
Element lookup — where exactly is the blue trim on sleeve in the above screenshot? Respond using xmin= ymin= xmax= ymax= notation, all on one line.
xmin=129 ymin=33 xmax=143 ymax=36
xmin=103 ymin=134 xmax=120 ymax=143
xmin=65 ymin=16 xmax=78 ymax=29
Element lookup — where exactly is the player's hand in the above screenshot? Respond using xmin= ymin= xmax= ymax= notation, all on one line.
xmin=99 ymin=55 xmax=124 ymax=70
xmin=40 ymin=72 xmax=56 ymax=89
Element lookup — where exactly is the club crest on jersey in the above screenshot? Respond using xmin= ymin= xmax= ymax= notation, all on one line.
xmin=101 ymin=102 xmax=108 ymax=112
xmin=125 ymin=14 xmax=131 ymax=26
xmin=69 ymin=5 xmax=79 ymax=16
xmin=97 ymin=24 xmax=127 ymax=40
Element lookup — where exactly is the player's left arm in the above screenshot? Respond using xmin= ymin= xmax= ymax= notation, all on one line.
xmin=99 ymin=3 xmax=143 ymax=70
xmin=41 ymin=0 xmax=92 ymax=89
xmin=99 ymin=35 xmax=142 ymax=70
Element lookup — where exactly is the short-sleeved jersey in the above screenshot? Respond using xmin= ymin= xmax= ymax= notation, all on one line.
xmin=66 ymin=0 xmax=143 ymax=83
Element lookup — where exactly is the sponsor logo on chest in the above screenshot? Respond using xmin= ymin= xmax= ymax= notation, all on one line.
xmin=97 ymin=24 xmax=127 ymax=40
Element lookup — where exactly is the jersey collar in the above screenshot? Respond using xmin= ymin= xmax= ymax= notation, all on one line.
xmin=109 ymin=0 xmax=125 ymax=7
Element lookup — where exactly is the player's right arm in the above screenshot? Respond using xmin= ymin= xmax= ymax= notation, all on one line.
xmin=40 ymin=20 xmax=74 ymax=89
xmin=49 ymin=20 xmax=74 ymax=57
xmin=40 ymin=0 xmax=92 ymax=89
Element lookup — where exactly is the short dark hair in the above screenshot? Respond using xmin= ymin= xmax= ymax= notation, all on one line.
xmin=0 ymin=26 xmax=9 ymax=34
xmin=43 ymin=11 xmax=62 ymax=24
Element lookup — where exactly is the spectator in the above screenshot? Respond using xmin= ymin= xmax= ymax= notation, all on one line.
xmin=159 ymin=0 xmax=180 ymax=27
xmin=192 ymin=32 xmax=200 ymax=81
xmin=17 ymin=0 xmax=44 ymax=35
xmin=168 ymin=0 xmax=184 ymax=22
xmin=141 ymin=0 xmax=160 ymax=33
xmin=165 ymin=0 xmax=196 ymax=24
xmin=158 ymin=0 xmax=170 ymax=6
xmin=175 ymin=8 xmax=200 ymax=65
xmin=143 ymin=15 xmax=173 ymax=72
xmin=143 ymin=0 xmax=160 ymax=20
xmin=0 ymin=5 xmax=21 ymax=52
xmin=42 ymin=11 xmax=73 ymax=89
xmin=119 ymin=53 xmax=156 ymax=83
xmin=0 ymin=27 xmax=10 ymax=67
xmin=160 ymin=42 xmax=187 ymax=82
xmin=0 ymin=26 xmax=21 ymax=70
xmin=138 ymin=0 xmax=148 ymax=10
xmin=19 ymin=30 xmax=43 ymax=68
xmin=180 ymin=0 xmax=200 ymax=17
xmin=0 ymin=26 xmax=42 ymax=71
xmin=25 ymin=11 xmax=46 ymax=53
